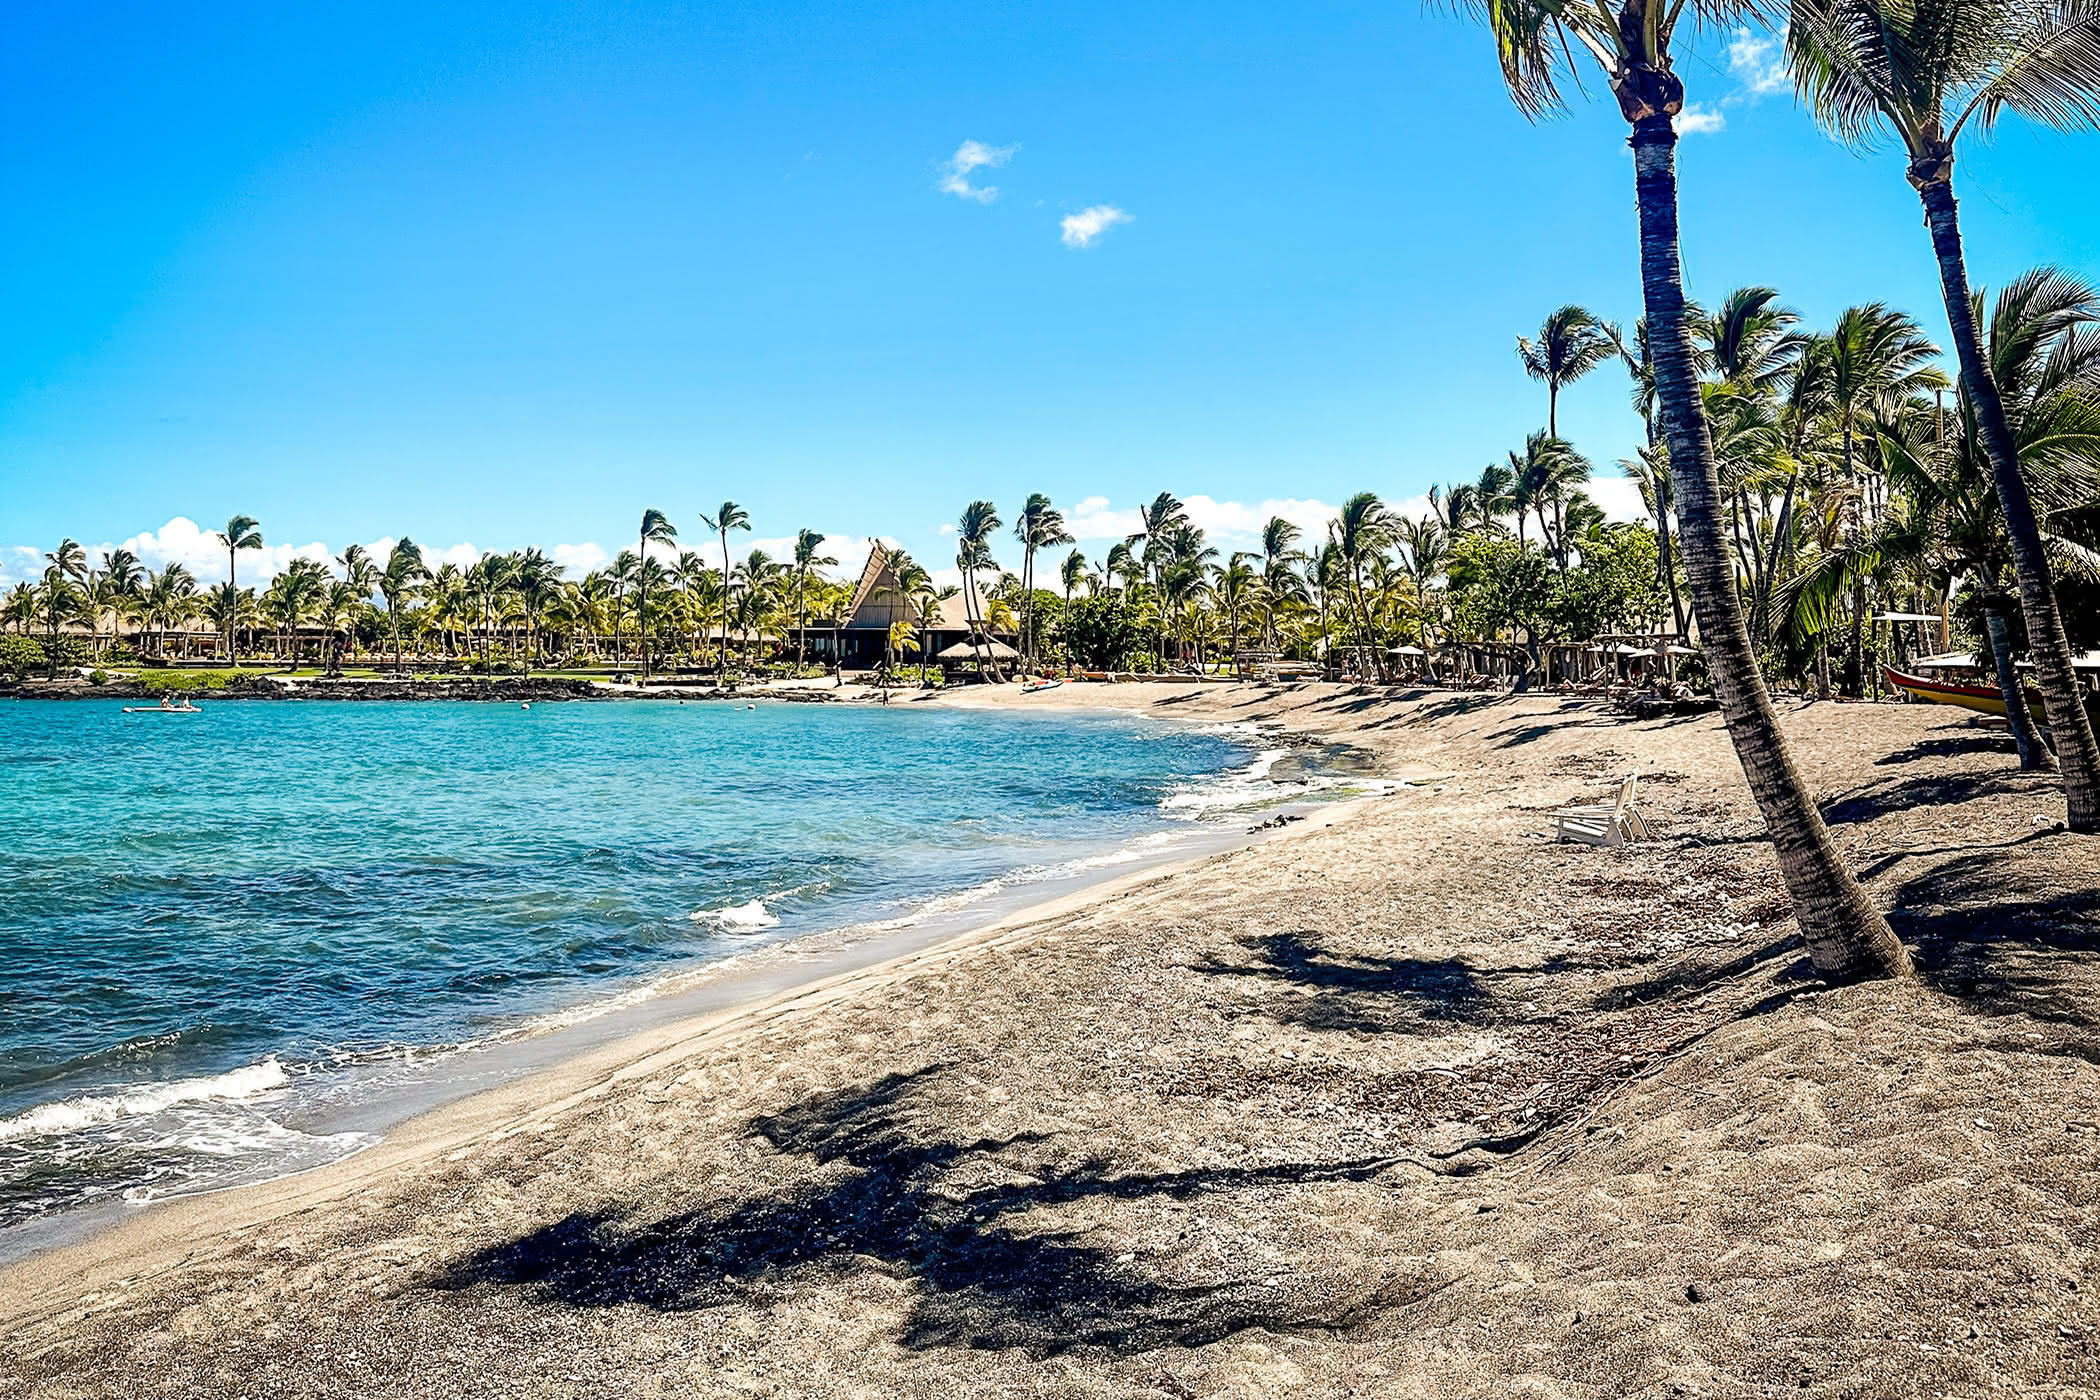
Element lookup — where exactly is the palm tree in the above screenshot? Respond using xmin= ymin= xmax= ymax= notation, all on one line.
xmin=35 ymin=569 xmax=81 ymax=679
xmin=1465 ymin=0 xmax=1909 ymax=979
xmin=702 ymin=502 xmax=751 ymax=686
xmin=955 ymin=500 xmax=1004 ymax=680
xmin=1518 ymin=305 xmax=1615 ymax=435
xmin=1013 ymin=493 xmax=1073 ymax=677
xmin=212 ymin=516 xmax=263 ymax=666
xmin=1397 ymin=517 xmax=1451 ymax=653
xmin=1128 ymin=492 xmax=1188 ymax=666
xmin=1330 ymin=492 xmax=1396 ymax=682
xmin=1787 ymin=0 xmax=2100 ymax=830
xmin=379 ymin=539 xmax=427 ymax=673
xmin=635 ymin=508 xmax=678 ymax=682
xmin=791 ymin=528 xmax=836 ymax=670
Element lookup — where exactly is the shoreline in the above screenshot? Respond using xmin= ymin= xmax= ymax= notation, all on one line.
xmin=0 ymin=786 xmax=1378 ymax=1322
xmin=0 ymin=691 xmax=1377 ymax=1289
xmin=8 ymin=682 xmax=2089 ymax=1397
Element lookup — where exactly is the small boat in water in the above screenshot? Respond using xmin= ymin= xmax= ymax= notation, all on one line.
xmin=122 ymin=698 xmax=202 ymax=714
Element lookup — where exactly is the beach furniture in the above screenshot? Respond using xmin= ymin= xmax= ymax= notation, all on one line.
xmin=1550 ymin=774 xmax=1653 ymax=847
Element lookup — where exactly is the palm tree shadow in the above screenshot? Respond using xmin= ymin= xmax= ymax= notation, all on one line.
xmin=433 ymin=1065 xmax=1412 ymax=1355
xmin=1192 ymin=931 xmax=1499 ymax=1034
xmin=1888 ymin=843 xmax=2100 ymax=1046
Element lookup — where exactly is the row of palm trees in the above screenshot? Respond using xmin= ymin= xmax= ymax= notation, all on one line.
xmin=1457 ymin=0 xmax=2100 ymax=981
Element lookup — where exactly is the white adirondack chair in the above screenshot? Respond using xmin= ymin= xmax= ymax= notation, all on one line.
xmin=1551 ymin=774 xmax=1654 ymax=847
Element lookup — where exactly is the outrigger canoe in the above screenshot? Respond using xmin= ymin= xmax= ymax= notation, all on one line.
xmin=1882 ymin=663 xmax=2028 ymax=717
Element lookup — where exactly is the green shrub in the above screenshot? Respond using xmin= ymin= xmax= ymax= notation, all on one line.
xmin=88 ymin=669 xmax=108 ymax=687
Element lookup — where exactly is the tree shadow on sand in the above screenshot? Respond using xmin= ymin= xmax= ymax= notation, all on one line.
xmin=1888 ymin=843 xmax=2100 ymax=1048
xmin=433 ymin=1065 xmax=1419 ymax=1355
xmin=1191 ymin=931 xmax=1502 ymax=1034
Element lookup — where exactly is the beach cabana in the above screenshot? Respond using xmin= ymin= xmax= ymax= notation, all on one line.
xmin=934 ymin=638 xmax=1019 ymax=662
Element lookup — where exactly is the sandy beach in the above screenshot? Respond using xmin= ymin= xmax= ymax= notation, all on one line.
xmin=3 ymin=681 xmax=2094 ymax=1398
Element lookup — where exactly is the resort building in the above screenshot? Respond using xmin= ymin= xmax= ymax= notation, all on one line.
xmin=813 ymin=543 xmax=1003 ymax=669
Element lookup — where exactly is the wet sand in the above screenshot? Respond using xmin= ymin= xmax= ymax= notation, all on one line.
xmin=3 ymin=682 xmax=2095 ymax=1398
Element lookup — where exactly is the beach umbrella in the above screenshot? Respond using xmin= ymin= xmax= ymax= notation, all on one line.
xmin=935 ymin=638 xmax=1019 ymax=661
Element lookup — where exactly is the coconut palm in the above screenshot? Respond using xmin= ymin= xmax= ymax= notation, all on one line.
xmin=1787 ymin=0 xmax=2100 ymax=830
xmin=46 ymin=539 xmax=87 ymax=583
xmin=634 ymin=508 xmax=678 ymax=681
xmin=210 ymin=516 xmax=263 ymax=664
xmin=1330 ymin=492 xmax=1396 ymax=681
xmin=791 ymin=529 xmax=836 ymax=670
xmin=1518 ymin=305 xmax=1616 ymax=435
xmin=1013 ymin=494 xmax=1073 ymax=676
xmin=378 ymin=539 xmax=427 ymax=673
xmin=1397 ymin=516 xmax=1452 ymax=652
xmin=1463 ymin=0 xmax=1909 ymax=978
xmin=35 ymin=569 xmax=82 ymax=679
xmin=702 ymin=502 xmax=751 ymax=686
xmin=956 ymin=500 xmax=1004 ymax=680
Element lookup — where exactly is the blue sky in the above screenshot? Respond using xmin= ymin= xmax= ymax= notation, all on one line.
xmin=4 ymin=1 xmax=2097 ymax=587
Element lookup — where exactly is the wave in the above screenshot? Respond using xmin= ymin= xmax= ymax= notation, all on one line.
xmin=688 ymin=897 xmax=781 ymax=932
xmin=0 ymin=1058 xmax=289 ymax=1144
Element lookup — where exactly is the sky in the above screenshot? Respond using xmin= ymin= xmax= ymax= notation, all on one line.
xmin=4 ymin=1 xmax=2098 ymax=590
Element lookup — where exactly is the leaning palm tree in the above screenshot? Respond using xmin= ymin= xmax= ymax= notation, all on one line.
xmin=1462 ymin=0 xmax=1909 ymax=979
xmin=1787 ymin=0 xmax=2100 ymax=830
xmin=1517 ymin=305 xmax=1615 ymax=435
xmin=212 ymin=516 xmax=263 ymax=666
xmin=635 ymin=508 xmax=678 ymax=682
xmin=701 ymin=502 xmax=751 ymax=687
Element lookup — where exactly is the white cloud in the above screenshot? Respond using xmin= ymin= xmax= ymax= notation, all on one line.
xmin=551 ymin=542 xmax=610 ymax=577
xmin=1059 ymin=204 xmax=1132 ymax=249
xmin=0 ymin=547 xmax=40 ymax=588
xmin=937 ymin=139 xmax=1017 ymax=203
xmin=1677 ymin=103 xmax=1726 ymax=135
xmin=1064 ymin=495 xmax=1349 ymax=549
xmin=1727 ymin=27 xmax=1791 ymax=99
xmin=1586 ymin=476 xmax=1652 ymax=524
xmin=748 ymin=533 xmax=871 ymax=579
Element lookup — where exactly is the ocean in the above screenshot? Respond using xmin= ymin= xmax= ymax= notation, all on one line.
xmin=0 ymin=696 xmax=1328 ymax=1238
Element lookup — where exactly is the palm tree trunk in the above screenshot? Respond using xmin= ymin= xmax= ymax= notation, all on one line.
xmin=1632 ymin=114 xmax=1906 ymax=981
xmin=1985 ymin=600 xmax=2052 ymax=772
xmin=1916 ymin=172 xmax=2100 ymax=831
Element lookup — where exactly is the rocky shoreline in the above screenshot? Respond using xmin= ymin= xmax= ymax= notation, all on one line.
xmin=0 ymin=676 xmax=846 ymax=703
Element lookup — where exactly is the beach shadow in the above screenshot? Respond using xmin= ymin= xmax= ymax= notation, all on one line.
xmin=434 ymin=1065 xmax=1411 ymax=1354
xmin=1818 ymin=769 xmax=2037 ymax=826
xmin=1873 ymin=731 xmax=2012 ymax=767
xmin=1588 ymin=932 xmax=1815 ymax=1012
xmin=1192 ymin=931 xmax=1498 ymax=1034
xmin=1889 ymin=843 xmax=2100 ymax=1041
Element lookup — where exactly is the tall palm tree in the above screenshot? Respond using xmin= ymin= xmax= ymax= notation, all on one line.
xmin=1397 ymin=516 xmax=1452 ymax=652
xmin=1128 ymin=492 xmax=1188 ymax=667
xmin=379 ymin=539 xmax=427 ymax=673
xmin=1787 ymin=0 xmax=2100 ymax=830
xmin=1518 ymin=305 xmax=1615 ymax=435
xmin=212 ymin=516 xmax=263 ymax=666
xmin=1013 ymin=493 xmax=1073 ymax=677
xmin=635 ymin=508 xmax=678 ymax=682
xmin=35 ymin=569 xmax=81 ymax=679
xmin=1330 ymin=492 xmax=1396 ymax=682
xmin=702 ymin=502 xmax=750 ymax=686
xmin=791 ymin=528 xmax=836 ymax=670
xmin=956 ymin=500 xmax=1004 ymax=680
xmin=1465 ymin=0 xmax=1909 ymax=979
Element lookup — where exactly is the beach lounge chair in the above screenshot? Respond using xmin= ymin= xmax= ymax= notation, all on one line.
xmin=1550 ymin=774 xmax=1654 ymax=847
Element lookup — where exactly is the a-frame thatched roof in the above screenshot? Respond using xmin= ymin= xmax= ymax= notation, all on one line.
xmin=843 ymin=543 xmax=975 ymax=632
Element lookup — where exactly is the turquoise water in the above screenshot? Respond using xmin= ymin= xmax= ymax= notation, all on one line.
xmin=0 ymin=698 xmax=1289 ymax=1232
